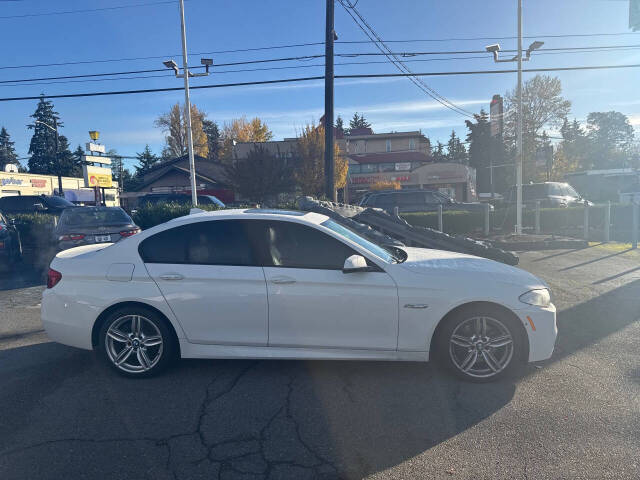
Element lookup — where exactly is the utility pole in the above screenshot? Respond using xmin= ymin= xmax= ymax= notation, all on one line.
xmin=178 ymin=0 xmax=198 ymax=207
xmin=324 ymin=0 xmax=335 ymax=201
xmin=516 ymin=0 xmax=523 ymax=234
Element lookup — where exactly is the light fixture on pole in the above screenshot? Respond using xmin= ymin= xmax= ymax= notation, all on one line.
xmin=162 ymin=0 xmax=212 ymax=207
xmin=485 ymin=10 xmax=543 ymax=235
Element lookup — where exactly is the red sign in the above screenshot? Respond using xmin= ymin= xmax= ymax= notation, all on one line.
xmin=30 ymin=179 xmax=47 ymax=188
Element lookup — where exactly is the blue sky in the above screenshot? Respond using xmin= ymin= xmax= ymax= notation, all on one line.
xmin=1 ymin=0 xmax=639 ymax=170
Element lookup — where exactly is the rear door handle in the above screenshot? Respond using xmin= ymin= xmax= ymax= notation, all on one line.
xmin=159 ymin=273 xmax=184 ymax=281
xmin=271 ymin=276 xmax=296 ymax=285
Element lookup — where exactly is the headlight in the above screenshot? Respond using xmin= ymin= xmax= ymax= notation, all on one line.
xmin=519 ymin=288 xmax=551 ymax=307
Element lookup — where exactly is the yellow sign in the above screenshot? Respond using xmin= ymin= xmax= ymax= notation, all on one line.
xmin=83 ymin=165 xmax=113 ymax=188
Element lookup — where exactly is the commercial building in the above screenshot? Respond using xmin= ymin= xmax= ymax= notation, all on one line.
xmin=344 ymin=129 xmax=476 ymax=202
xmin=120 ymin=154 xmax=233 ymax=209
xmin=0 ymin=169 xmax=119 ymax=206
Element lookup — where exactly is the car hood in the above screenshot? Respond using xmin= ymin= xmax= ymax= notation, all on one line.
xmin=396 ymin=247 xmax=545 ymax=287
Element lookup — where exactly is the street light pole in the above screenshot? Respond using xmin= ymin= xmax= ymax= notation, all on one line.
xmin=178 ymin=0 xmax=198 ymax=208
xmin=516 ymin=0 xmax=523 ymax=234
xmin=485 ymin=1 xmax=543 ymax=235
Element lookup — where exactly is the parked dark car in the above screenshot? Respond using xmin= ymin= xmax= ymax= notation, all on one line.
xmin=55 ymin=206 xmax=140 ymax=251
xmin=0 ymin=210 xmax=22 ymax=271
xmin=359 ymin=189 xmax=492 ymax=214
xmin=0 ymin=195 xmax=76 ymax=215
xmin=138 ymin=193 xmax=225 ymax=208
xmin=503 ymin=182 xmax=592 ymax=208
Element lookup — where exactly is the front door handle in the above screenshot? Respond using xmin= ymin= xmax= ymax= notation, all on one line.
xmin=159 ymin=273 xmax=184 ymax=281
xmin=271 ymin=276 xmax=296 ymax=285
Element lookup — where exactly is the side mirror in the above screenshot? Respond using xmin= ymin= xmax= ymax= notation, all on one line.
xmin=343 ymin=255 xmax=373 ymax=273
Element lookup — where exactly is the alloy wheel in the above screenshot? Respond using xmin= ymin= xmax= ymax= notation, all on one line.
xmin=105 ymin=315 xmax=164 ymax=374
xmin=448 ymin=316 xmax=514 ymax=379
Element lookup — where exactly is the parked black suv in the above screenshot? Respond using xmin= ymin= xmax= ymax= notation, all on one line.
xmin=360 ymin=189 xmax=492 ymax=214
xmin=503 ymin=182 xmax=592 ymax=208
xmin=138 ymin=193 xmax=225 ymax=208
xmin=0 ymin=210 xmax=22 ymax=272
xmin=0 ymin=195 xmax=76 ymax=215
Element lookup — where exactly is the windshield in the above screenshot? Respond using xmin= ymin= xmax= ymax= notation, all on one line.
xmin=59 ymin=207 xmax=132 ymax=227
xmin=45 ymin=196 xmax=75 ymax=208
xmin=320 ymin=218 xmax=396 ymax=263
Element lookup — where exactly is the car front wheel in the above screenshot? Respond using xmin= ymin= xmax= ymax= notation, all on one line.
xmin=98 ymin=307 xmax=176 ymax=377
xmin=437 ymin=307 xmax=524 ymax=382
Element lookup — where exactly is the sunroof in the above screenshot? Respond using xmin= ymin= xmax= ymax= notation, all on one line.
xmin=244 ymin=209 xmax=306 ymax=216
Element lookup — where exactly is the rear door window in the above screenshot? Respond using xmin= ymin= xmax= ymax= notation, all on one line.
xmin=139 ymin=220 xmax=255 ymax=266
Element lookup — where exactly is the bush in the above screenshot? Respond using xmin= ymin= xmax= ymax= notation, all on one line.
xmin=132 ymin=202 xmax=220 ymax=230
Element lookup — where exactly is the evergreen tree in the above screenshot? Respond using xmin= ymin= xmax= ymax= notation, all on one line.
xmin=335 ymin=116 xmax=345 ymax=135
xmin=0 ymin=127 xmax=18 ymax=168
xmin=348 ymin=112 xmax=372 ymax=132
xmin=27 ymin=95 xmax=63 ymax=174
xmin=432 ymin=141 xmax=447 ymax=162
xmin=202 ymin=119 xmax=221 ymax=161
xmin=446 ymin=130 xmax=468 ymax=164
xmin=465 ymin=110 xmax=508 ymax=192
xmin=55 ymin=135 xmax=76 ymax=177
xmin=134 ymin=145 xmax=159 ymax=177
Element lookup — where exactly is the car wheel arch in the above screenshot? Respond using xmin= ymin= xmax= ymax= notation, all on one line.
xmin=428 ymin=301 xmax=529 ymax=361
xmin=91 ymin=301 xmax=181 ymax=355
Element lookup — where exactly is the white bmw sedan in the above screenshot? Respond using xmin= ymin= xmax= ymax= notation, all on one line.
xmin=42 ymin=209 xmax=557 ymax=382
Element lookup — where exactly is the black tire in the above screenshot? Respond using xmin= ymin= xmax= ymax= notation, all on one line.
xmin=435 ymin=306 xmax=526 ymax=383
xmin=97 ymin=306 xmax=177 ymax=378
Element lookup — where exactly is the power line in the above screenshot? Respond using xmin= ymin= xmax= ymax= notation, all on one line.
xmin=2 ymin=41 xmax=638 ymax=71
xmin=0 ymin=0 xmax=180 ymax=19
xmin=1 ymin=62 xmax=638 ymax=103
xmin=4 ymin=43 xmax=640 ymax=87
xmin=338 ymin=0 xmax=476 ymax=118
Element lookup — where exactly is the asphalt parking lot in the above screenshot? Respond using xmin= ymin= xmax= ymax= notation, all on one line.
xmin=0 ymin=244 xmax=639 ymax=480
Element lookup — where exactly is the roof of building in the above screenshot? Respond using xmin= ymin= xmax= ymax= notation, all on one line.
xmin=346 ymin=130 xmax=426 ymax=140
xmin=348 ymin=151 xmax=433 ymax=164
xmin=136 ymin=155 xmax=231 ymax=190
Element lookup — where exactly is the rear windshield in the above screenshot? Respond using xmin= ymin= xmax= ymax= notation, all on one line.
xmin=59 ymin=207 xmax=132 ymax=226
xmin=45 ymin=196 xmax=75 ymax=208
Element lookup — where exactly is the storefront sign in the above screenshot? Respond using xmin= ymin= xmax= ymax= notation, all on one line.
xmin=83 ymin=165 xmax=113 ymax=188
xmin=86 ymin=143 xmax=106 ymax=154
xmin=1 ymin=177 xmax=23 ymax=186
xmin=30 ymin=179 xmax=47 ymax=188
xmin=83 ymin=155 xmax=112 ymax=166
xmin=350 ymin=175 xmax=410 ymax=185
xmin=395 ymin=162 xmax=411 ymax=171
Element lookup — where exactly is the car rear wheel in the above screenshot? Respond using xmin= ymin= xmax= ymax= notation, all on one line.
xmin=436 ymin=307 xmax=524 ymax=382
xmin=98 ymin=307 xmax=177 ymax=377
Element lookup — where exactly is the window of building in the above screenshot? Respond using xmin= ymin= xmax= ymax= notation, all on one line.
xmin=409 ymin=138 xmax=416 ymax=150
xmin=360 ymin=163 xmax=377 ymax=173
xmin=138 ymin=220 xmax=255 ymax=266
xmin=386 ymin=139 xmax=391 ymax=152
xmin=349 ymin=164 xmax=361 ymax=174
xmin=378 ymin=163 xmax=395 ymax=172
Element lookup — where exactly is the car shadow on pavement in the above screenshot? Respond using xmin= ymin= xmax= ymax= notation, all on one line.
xmin=0 ymin=342 xmax=516 ymax=480
xmin=546 ymin=278 xmax=640 ymax=366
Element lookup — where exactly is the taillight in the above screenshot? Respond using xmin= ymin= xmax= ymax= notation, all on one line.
xmin=120 ymin=228 xmax=140 ymax=237
xmin=58 ymin=234 xmax=85 ymax=241
xmin=47 ymin=268 xmax=62 ymax=289
xmin=0 ymin=241 xmax=4 ymax=249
